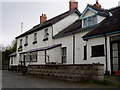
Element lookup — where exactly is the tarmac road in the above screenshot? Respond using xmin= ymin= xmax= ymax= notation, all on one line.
xmin=2 ymin=70 xmax=87 ymax=88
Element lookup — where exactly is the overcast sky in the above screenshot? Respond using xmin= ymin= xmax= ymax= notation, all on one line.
xmin=0 ymin=0 xmax=120 ymax=46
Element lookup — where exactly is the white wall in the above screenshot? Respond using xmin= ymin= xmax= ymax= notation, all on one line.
xmin=47 ymin=46 xmax=62 ymax=63
xmin=97 ymin=15 xmax=105 ymax=23
xmin=9 ymin=56 xmax=17 ymax=66
xmin=118 ymin=1 xmax=120 ymax=6
xmin=55 ymin=35 xmax=73 ymax=64
xmin=53 ymin=13 xmax=79 ymax=36
xmin=86 ymin=37 xmax=109 ymax=73
xmin=16 ymin=12 xmax=79 ymax=65
xmin=75 ymin=31 xmax=89 ymax=64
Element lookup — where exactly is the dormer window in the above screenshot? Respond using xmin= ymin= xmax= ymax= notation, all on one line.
xmin=33 ymin=33 xmax=37 ymax=44
xmin=83 ymin=15 xmax=97 ymax=27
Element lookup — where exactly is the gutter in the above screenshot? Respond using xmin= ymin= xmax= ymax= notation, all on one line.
xmin=104 ymin=35 xmax=109 ymax=75
xmin=83 ymin=30 xmax=120 ymax=40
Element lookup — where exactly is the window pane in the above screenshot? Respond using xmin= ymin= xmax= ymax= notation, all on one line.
xmin=84 ymin=45 xmax=87 ymax=60
xmin=91 ymin=45 xmax=104 ymax=57
xmin=44 ymin=29 xmax=48 ymax=38
xmin=112 ymin=51 xmax=118 ymax=57
xmin=20 ymin=39 xmax=22 ymax=46
xmin=113 ymin=58 xmax=118 ymax=64
xmin=111 ymin=35 xmax=120 ymax=41
xmin=113 ymin=64 xmax=118 ymax=71
xmin=112 ymin=43 xmax=118 ymax=50
xmin=62 ymin=47 xmax=67 ymax=63
xmin=83 ymin=18 xmax=87 ymax=27
xmin=34 ymin=33 xmax=37 ymax=41
xmin=25 ymin=36 xmax=28 ymax=44
xmin=93 ymin=16 xmax=97 ymax=24
xmin=88 ymin=17 xmax=93 ymax=26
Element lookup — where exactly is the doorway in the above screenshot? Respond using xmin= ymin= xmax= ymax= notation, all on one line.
xmin=110 ymin=35 xmax=120 ymax=74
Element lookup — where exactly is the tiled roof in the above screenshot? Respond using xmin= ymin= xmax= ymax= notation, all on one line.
xmin=16 ymin=9 xmax=81 ymax=39
xmin=87 ymin=4 xmax=109 ymax=15
xmin=53 ymin=20 xmax=82 ymax=38
xmin=82 ymin=6 xmax=120 ymax=40
xmin=19 ymin=44 xmax=61 ymax=54
xmin=53 ymin=20 xmax=99 ymax=39
xmin=9 ymin=52 xmax=16 ymax=57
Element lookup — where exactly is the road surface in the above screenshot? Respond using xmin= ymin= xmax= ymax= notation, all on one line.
xmin=2 ymin=70 xmax=87 ymax=88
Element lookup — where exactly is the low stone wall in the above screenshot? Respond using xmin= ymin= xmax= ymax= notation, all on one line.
xmin=27 ymin=64 xmax=104 ymax=81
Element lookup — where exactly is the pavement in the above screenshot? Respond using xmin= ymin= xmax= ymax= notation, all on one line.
xmin=2 ymin=70 xmax=87 ymax=88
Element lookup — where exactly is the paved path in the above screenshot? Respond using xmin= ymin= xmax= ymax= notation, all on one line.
xmin=2 ymin=70 xmax=87 ymax=88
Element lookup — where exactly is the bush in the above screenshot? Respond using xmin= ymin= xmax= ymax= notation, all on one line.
xmin=90 ymin=79 xmax=111 ymax=85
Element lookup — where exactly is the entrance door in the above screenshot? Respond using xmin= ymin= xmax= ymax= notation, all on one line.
xmin=111 ymin=35 xmax=120 ymax=73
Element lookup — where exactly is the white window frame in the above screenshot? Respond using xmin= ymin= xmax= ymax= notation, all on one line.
xmin=34 ymin=33 xmax=37 ymax=42
xmin=83 ymin=15 xmax=97 ymax=27
xmin=25 ymin=36 xmax=28 ymax=44
xmin=44 ymin=29 xmax=48 ymax=39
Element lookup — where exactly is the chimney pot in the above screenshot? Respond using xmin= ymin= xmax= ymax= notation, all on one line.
xmin=40 ymin=14 xmax=47 ymax=23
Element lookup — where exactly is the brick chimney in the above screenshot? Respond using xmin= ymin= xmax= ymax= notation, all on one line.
xmin=93 ymin=0 xmax=102 ymax=8
xmin=40 ymin=14 xmax=47 ymax=23
xmin=69 ymin=0 xmax=78 ymax=10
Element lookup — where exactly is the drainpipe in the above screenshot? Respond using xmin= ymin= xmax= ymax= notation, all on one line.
xmin=73 ymin=34 xmax=75 ymax=64
xmin=104 ymin=35 xmax=109 ymax=75
xmin=45 ymin=50 xmax=47 ymax=64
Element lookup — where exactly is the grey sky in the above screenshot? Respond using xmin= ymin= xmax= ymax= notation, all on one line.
xmin=1 ymin=0 xmax=120 ymax=46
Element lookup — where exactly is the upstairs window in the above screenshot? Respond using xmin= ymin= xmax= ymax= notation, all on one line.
xmin=91 ymin=44 xmax=105 ymax=57
xmin=20 ymin=39 xmax=22 ymax=46
xmin=33 ymin=33 xmax=37 ymax=44
xmin=18 ymin=39 xmax=23 ymax=52
xmin=83 ymin=15 xmax=97 ymax=27
xmin=31 ymin=52 xmax=37 ymax=62
xmin=24 ymin=36 xmax=28 ymax=46
xmin=34 ymin=33 xmax=37 ymax=41
xmin=43 ymin=29 xmax=49 ymax=41
xmin=44 ymin=29 xmax=48 ymax=39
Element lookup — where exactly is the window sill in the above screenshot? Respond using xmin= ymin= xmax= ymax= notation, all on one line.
xmin=33 ymin=41 xmax=37 ymax=44
xmin=26 ymin=61 xmax=37 ymax=62
xmin=91 ymin=55 xmax=105 ymax=57
xmin=24 ymin=43 xmax=28 ymax=46
xmin=43 ymin=38 xmax=48 ymax=41
xmin=83 ymin=59 xmax=87 ymax=60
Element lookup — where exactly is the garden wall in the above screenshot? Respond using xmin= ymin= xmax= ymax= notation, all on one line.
xmin=27 ymin=63 xmax=104 ymax=81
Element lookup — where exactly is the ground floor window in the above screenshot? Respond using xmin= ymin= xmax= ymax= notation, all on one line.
xmin=61 ymin=47 xmax=67 ymax=64
xmin=83 ymin=45 xmax=87 ymax=60
xmin=11 ymin=57 xmax=13 ymax=64
xmin=31 ymin=52 xmax=38 ymax=62
xmin=25 ymin=53 xmax=31 ymax=62
xmin=91 ymin=44 xmax=105 ymax=57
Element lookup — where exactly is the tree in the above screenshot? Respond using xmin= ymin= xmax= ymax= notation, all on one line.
xmin=2 ymin=40 xmax=17 ymax=69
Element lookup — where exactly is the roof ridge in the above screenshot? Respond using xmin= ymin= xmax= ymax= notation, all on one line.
xmin=32 ymin=9 xmax=80 ymax=29
xmin=108 ymin=6 xmax=120 ymax=11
